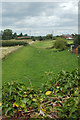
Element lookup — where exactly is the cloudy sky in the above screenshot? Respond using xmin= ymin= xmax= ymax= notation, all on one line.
xmin=1 ymin=0 xmax=79 ymax=36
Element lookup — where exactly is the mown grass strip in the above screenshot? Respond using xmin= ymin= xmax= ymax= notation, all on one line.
xmin=2 ymin=45 xmax=78 ymax=88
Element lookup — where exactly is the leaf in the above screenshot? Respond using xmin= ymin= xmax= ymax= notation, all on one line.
xmin=23 ymin=107 xmax=28 ymax=112
xmin=5 ymin=107 xmax=12 ymax=116
xmin=69 ymin=104 xmax=76 ymax=117
xmin=21 ymin=98 xmax=27 ymax=103
xmin=27 ymin=100 xmax=32 ymax=106
xmin=20 ymin=103 xmax=26 ymax=108
xmin=29 ymin=94 xmax=33 ymax=98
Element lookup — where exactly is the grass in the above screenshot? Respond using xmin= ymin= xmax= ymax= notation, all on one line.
xmin=2 ymin=43 xmax=78 ymax=89
xmin=31 ymin=40 xmax=55 ymax=48
xmin=67 ymin=40 xmax=74 ymax=44
xmin=1 ymin=46 xmax=23 ymax=59
xmin=31 ymin=39 xmax=74 ymax=49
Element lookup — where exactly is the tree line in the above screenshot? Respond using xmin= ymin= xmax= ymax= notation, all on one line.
xmin=1 ymin=29 xmax=80 ymax=45
xmin=1 ymin=29 xmax=56 ymax=41
xmin=1 ymin=29 xmax=28 ymax=40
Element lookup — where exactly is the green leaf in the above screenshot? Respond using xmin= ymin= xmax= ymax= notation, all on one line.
xmin=5 ymin=107 xmax=12 ymax=116
xmin=23 ymin=107 xmax=28 ymax=112
xmin=20 ymin=103 xmax=26 ymax=108
xmin=29 ymin=94 xmax=33 ymax=98
xmin=27 ymin=100 xmax=32 ymax=106
xmin=21 ymin=98 xmax=27 ymax=103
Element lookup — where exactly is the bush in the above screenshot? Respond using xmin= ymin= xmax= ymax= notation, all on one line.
xmin=2 ymin=69 xmax=79 ymax=119
xmin=1 ymin=40 xmax=28 ymax=47
xmin=54 ymin=40 xmax=67 ymax=50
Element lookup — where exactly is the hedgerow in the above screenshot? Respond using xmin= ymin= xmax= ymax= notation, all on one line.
xmin=1 ymin=40 xmax=28 ymax=47
xmin=2 ymin=69 xmax=80 ymax=119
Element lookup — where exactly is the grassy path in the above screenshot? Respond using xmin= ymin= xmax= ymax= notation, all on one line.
xmin=2 ymin=45 xmax=78 ymax=88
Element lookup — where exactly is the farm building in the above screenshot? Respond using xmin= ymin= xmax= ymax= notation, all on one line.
xmin=71 ymin=44 xmax=80 ymax=54
xmin=17 ymin=36 xmax=31 ymax=40
xmin=66 ymin=37 xmax=74 ymax=40
xmin=62 ymin=34 xmax=74 ymax=40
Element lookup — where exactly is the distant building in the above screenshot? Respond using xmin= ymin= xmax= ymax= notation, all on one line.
xmin=62 ymin=34 xmax=74 ymax=40
xmin=66 ymin=37 xmax=74 ymax=40
xmin=17 ymin=36 xmax=31 ymax=40
xmin=71 ymin=44 xmax=80 ymax=54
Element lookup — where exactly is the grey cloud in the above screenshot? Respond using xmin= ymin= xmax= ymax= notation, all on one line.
xmin=2 ymin=2 xmax=78 ymax=35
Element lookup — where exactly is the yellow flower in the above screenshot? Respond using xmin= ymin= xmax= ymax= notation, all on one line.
xmin=57 ymin=86 xmax=59 ymax=89
xmin=22 ymin=86 xmax=25 ymax=88
xmin=0 ymin=103 xmax=2 ymax=106
xmin=32 ymin=99 xmax=37 ymax=102
xmin=13 ymin=102 xmax=19 ymax=107
xmin=45 ymin=91 xmax=51 ymax=95
xmin=54 ymin=95 xmax=57 ymax=97
xmin=42 ymin=108 xmax=46 ymax=113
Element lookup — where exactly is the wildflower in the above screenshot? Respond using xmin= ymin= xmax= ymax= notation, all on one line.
xmin=57 ymin=86 xmax=59 ymax=89
xmin=22 ymin=86 xmax=25 ymax=88
xmin=42 ymin=108 xmax=46 ymax=113
xmin=45 ymin=91 xmax=51 ymax=95
xmin=54 ymin=95 xmax=57 ymax=97
xmin=13 ymin=102 xmax=19 ymax=107
xmin=32 ymin=99 xmax=37 ymax=102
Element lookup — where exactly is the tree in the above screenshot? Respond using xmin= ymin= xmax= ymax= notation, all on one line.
xmin=45 ymin=34 xmax=53 ymax=39
xmin=38 ymin=36 xmax=43 ymax=41
xmin=74 ymin=34 xmax=80 ymax=45
xmin=18 ymin=32 xmax=23 ymax=37
xmin=31 ymin=36 xmax=36 ymax=41
xmin=54 ymin=40 xmax=67 ymax=50
xmin=2 ymin=29 xmax=12 ymax=40
xmin=12 ymin=32 xmax=17 ymax=39
xmin=24 ymin=34 xmax=28 ymax=36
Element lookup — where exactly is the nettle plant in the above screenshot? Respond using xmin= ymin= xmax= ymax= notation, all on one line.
xmin=2 ymin=69 xmax=80 ymax=119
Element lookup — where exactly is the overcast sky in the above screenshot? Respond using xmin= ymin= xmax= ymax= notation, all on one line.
xmin=1 ymin=0 xmax=79 ymax=36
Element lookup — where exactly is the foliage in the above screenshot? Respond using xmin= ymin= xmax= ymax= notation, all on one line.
xmin=2 ymin=40 xmax=28 ymax=47
xmin=54 ymin=39 xmax=67 ymax=50
xmin=12 ymin=32 xmax=17 ymax=39
xmin=31 ymin=36 xmax=36 ymax=41
xmin=38 ymin=36 xmax=43 ymax=41
xmin=2 ymin=82 xmax=39 ymax=117
xmin=2 ymin=29 xmax=29 ymax=40
xmin=18 ymin=33 xmax=23 ymax=37
xmin=44 ymin=34 xmax=53 ymax=40
xmin=24 ymin=34 xmax=28 ymax=37
xmin=74 ymin=34 xmax=80 ymax=45
xmin=2 ymin=29 xmax=13 ymax=40
xmin=2 ymin=69 xmax=79 ymax=119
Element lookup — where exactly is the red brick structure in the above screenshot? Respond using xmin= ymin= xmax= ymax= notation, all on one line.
xmin=71 ymin=45 xmax=80 ymax=54
xmin=17 ymin=36 xmax=30 ymax=40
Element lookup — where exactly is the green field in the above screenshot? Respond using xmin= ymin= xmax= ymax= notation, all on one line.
xmin=31 ymin=39 xmax=73 ymax=48
xmin=2 ymin=41 xmax=78 ymax=89
xmin=31 ymin=40 xmax=55 ymax=48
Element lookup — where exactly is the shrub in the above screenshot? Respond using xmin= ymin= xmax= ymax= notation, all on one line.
xmin=1 ymin=40 xmax=28 ymax=47
xmin=2 ymin=69 xmax=79 ymax=119
xmin=54 ymin=40 xmax=67 ymax=50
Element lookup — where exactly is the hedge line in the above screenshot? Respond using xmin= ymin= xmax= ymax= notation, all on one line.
xmin=0 ymin=40 xmax=28 ymax=47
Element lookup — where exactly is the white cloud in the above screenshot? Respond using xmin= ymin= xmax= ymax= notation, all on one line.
xmin=1 ymin=1 xmax=78 ymax=35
